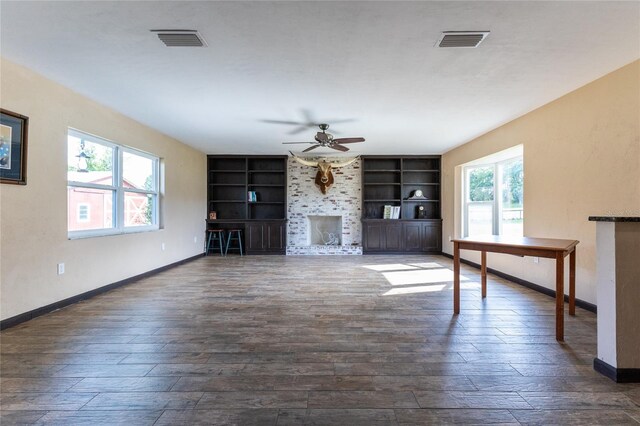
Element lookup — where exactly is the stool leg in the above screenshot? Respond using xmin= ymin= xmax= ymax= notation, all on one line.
xmin=225 ymin=232 xmax=232 ymax=256
xmin=206 ymin=232 xmax=213 ymax=255
xmin=219 ymin=232 xmax=225 ymax=256
xmin=238 ymin=232 xmax=243 ymax=256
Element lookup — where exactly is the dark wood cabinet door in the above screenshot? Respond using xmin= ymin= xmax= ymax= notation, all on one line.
xmin=364 ymin=222 xmax=385 ymax=251
xmin=422 ymin=222 xmax=442 ymax=252
xmin=403 ymin=222 xmax=422 ymax=251
xmin=246 ymin=223 xmax=265 ymax=252
xmin=266 ymin=222 xmax=285 ymax=251
xmin=384 ymin=223 xmax=403 ymax=250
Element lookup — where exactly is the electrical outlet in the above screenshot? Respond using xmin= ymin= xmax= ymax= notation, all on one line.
xmin=161 ymin=243 xmax=166 ymax=251
xmin=533 ymin=257 xmax=539 ymax=264
xmin=57 ymin=263 xmax=65 ymax=275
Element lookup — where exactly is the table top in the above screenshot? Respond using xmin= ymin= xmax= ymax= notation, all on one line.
xmin=451 ymin=235 xmax=579 ymax=252
xmin=588 ymin=216 xmax=640 ymax=222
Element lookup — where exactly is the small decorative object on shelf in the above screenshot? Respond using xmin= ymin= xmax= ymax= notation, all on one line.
xmin=247 ymin=191 xmax=257 ymax=202
xmin=209 ymin=211 xmax=217 ymax=220
xmin=417 ymin=205 xmax=427 ymax=219
xmin=408 ymin=189 xmax=427 ymax=200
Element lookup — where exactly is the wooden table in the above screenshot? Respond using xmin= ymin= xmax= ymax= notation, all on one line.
xmin=451 ymin=236 xmax=579 ymax=341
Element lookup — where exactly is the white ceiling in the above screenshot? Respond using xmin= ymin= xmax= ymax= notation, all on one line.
xmin=1 ymin=1 xmax=638 ymax=156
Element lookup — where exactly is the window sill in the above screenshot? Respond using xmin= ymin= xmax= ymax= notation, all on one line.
xmin=68 ymin=226 xmax=160 ymax=240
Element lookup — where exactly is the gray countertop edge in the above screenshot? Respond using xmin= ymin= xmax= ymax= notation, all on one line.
xmin=588 ymin=216 xmax=640 ymax=222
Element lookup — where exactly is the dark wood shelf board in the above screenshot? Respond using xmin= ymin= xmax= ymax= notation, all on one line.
xmin=404 ymin=182 xmax=440 ymax=186
xmin=364 ymin=183 xmax=401 ymax=186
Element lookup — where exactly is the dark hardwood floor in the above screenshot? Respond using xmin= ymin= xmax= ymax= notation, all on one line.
xmin=1 ymin=255 xmax=639 ymax=425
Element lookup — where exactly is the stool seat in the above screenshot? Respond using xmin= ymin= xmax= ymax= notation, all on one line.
xmin=205 ymin=229 xmax=226 ymax=256
xmin=225 ymin=229 xmax=244 ymax=256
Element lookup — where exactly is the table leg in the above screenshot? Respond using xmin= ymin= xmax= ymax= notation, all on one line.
xmin=569 ymin=248 xmax=576 ymax=316
xmin=481 ymin=251 xmax=487 ymax=299
xmin=555 ymin=252 xmax=565 ymax=342
xmin=454 ymin=242 xmax=460 ymax=314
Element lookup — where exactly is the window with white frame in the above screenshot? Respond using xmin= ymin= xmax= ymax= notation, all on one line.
xmin=67 ymin=129 xmax=159 ymax=238
xmin=463 ymin=147 xmax=523 ymax=238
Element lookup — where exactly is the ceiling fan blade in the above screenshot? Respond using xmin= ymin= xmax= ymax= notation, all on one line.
xmin=330 ymin=144 xmax=349 ymax=152
xmin=323 ymin=118 xmax=356 ymax=125
xmin=333 ymin=137 xmax=365 ymax=144
xmin=288 ymin=125 xmax=312 ymax=135
xmin=261 ymin=119 xmax=305 ymax=125
xmin=302 ymin=145 xmax=321 ymax=153
xmin=282 ymin=141 xmax=314 ymax=144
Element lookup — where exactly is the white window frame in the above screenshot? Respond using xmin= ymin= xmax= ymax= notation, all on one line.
xmin=462 ymin=148 xmax=523 ymax=238
xmin=77 ymin=203 xmax=90 ymax=223
xmin=68 ymin=129 xmax=160 ymax=239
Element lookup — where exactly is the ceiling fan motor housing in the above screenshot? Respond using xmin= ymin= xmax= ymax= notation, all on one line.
xmin=315 ymin=132 xmax=333 ymax=145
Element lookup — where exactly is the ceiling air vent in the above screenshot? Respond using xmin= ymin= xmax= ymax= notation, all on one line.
xmin=151 ymin=30 xmax=207 ymax=47
xmin=436 ymin=31 xmax=490 ymax=48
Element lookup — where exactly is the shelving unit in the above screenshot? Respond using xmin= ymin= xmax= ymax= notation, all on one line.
xmin=361 ymin=156 xmax=442 ymax=253
xmin=207 ymin=155 xmax=287 ymax=254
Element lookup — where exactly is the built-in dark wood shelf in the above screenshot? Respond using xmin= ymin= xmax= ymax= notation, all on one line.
xmin=207 ymin=155 xmax=288 ymax=254
xmin=361 ymin=155 xmax=442 ymax=254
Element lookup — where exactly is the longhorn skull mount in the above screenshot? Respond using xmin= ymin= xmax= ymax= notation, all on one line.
xmin=290 ymin=151 xmax=358 ymax=195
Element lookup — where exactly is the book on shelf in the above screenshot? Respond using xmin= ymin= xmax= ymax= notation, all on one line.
xmin=383 ymin=205 xmax=392 ymax=219
xmin=247 ymin=191 xmax=257 ymax=202
xmin=392 ymin=206 xmax=401 ymax=219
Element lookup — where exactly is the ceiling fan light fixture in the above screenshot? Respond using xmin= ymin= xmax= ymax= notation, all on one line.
xmin=436 ymin=31 xmax=490 ymax=48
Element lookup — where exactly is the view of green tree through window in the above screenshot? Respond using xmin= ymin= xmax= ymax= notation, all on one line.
xmin=464 ymin=153 xmax=523 ymax=237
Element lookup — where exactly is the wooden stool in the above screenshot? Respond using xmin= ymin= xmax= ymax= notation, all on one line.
xmin=206 ymin=229 xmax=226 ymax=256
xmin=225 ymin=229 xmax=243 ymax=256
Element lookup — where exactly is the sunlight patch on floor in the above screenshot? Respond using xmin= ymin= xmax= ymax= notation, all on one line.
xmin=382 ymin=268 xmax=469 ymax=286
xmin=407 ymin=262 xmax=445 ymax=269
xmin=362 ymin=263 xmax=419 ymax=272
xmin=383 ymin=283 xmax=447 ymax=296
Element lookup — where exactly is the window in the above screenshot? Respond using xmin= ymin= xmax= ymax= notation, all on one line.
xmin=77 ymin=203 xmax=90 ymax=222
xmin=67 ymin=129 xmax=159 ymax=238
xmin=463 ymin=147 xmax=523 ymax=237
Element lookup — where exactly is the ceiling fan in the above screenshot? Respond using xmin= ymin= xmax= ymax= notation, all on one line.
xmin=282 ymin=124 xmax=365 ymax=152
xmin=262 ymin=109 xmax=355 ymax=135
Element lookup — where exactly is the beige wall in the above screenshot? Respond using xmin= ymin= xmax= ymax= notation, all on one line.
xmin=0 ymin=59 xmax=207 ymax=321
xmin=442 ymin=60 xmax=640 ymax=304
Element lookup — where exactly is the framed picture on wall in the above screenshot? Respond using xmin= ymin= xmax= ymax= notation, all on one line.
xmin=0 ymin=109 xmax=29 ymax=185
